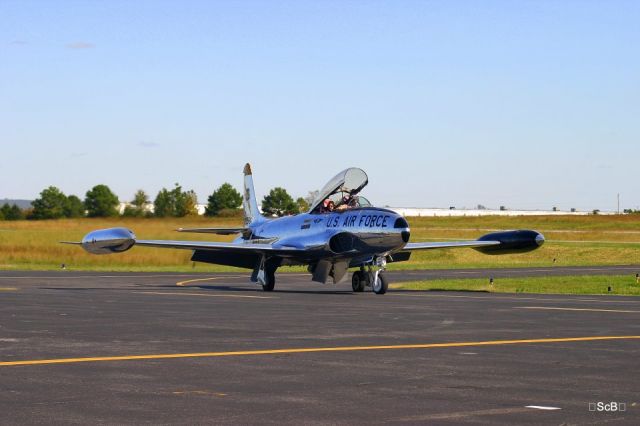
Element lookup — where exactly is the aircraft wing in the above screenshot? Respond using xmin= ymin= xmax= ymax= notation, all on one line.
xmin=176 ymin=227 xmax=248 ymax=235
xmin=136 ymin=239 xmax=302 ymax=255
xmin=401 ymin=240 xmax=501 ymax=251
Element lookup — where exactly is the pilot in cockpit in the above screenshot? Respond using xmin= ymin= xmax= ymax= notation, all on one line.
xmin=322 ymin=199 xmax=335 ymax=213
xmin=335 ymin=194 xmax=351 ymax=211
xmin=313 ymin=167 xmax=370 ymax=214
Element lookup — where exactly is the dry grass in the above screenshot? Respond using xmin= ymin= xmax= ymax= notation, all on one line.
xmin=0 ymin=217 xmax=238 ymax=271
xmin=0 ymin=215 xmax=639 ymax=271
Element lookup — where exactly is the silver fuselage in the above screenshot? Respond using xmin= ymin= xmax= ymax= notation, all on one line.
xmin=239 ymin=207 xmax=410 ymax=266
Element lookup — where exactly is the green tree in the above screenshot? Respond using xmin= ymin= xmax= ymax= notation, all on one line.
xmin=31 ymin=186 xmax=68 ymax=219
xmin=85 ymin=185 xmax=119 ymax=217
xmin=296 ymin=197 xmax=309 ymax=213
xmin=262 ymin=187 xmax=297 ymax=217
xmin=133 ymin=190 xmax=149 ymax=208
xmin=64 ymin=195 xmax=85 ymax=218
xmin=154 ymin=184 xmax=198 ymax=217
xmin=0 ymin=203 xmax=10 ymax=220
xmin=1 ymin=203 xmax=24 ymax=220
xmin=153 ymin=187 xmax=174 ymax=217
xmin=5 ymin=204 xmax=24 ymax=220
xmin=123 ymin=190 xmax=149 ymax=217
xmin=176 ymin=189 xmax=198 ymax=217
xmin=122 ymin=205 xmax=138 ymax=217
xmin=205 ymin=183 xmax=242 ymax=216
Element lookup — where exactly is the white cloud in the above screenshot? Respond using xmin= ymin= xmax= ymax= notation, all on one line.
xmin=66 ymin=42 xmax=95 ymax=49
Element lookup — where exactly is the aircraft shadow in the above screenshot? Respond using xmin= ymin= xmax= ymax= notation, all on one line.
xmin=193 ymin=284 xmax=355 ymax=295
xmin=40 ymin=285 xmax=489 ymax=296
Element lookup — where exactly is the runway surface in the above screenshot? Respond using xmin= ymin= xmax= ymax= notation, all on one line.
xmin=1 ymin=269 xmax=639 ymax=424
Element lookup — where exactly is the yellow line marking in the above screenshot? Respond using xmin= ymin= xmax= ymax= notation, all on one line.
xmin=172 ymin=390 xmax=227 ymax=397
xmin=397 ymin=407 xmax=536 ymax=421
xmin=175 ymin=273 xmax=309 ymax=287
xmin=1 ymin=335 xmax=638 ymax=367
xmin=176 ymin=275 xmax=245 ymax=287
xmin=0 ymin=275 xmax=202 ymax=280
xmin=516 ymin=306 xmax=640 ymax=313
xmin=134 ymin=291 xmax=275 ymax=299
xmin=0 ymin=287 xmax=17 ymax=291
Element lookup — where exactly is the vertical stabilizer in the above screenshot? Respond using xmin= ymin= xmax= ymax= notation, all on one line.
xmin=243 ymin=163 xmax=265 ymax=226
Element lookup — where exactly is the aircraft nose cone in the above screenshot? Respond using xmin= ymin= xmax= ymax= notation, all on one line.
xmin=535 ymin=233 xmax=545 ymax=247
xmin=391 ymin=215 xmax=411 ymax=243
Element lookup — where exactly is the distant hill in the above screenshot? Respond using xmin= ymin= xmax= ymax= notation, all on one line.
xmin=0 ymin=199 xmax=33 ymax=209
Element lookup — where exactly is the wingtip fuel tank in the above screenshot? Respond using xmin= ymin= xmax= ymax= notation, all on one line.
xmin=81 ymin=227 xmax=136 ymax=254
xmin=474 ymin=230 xmax=545 ymax=255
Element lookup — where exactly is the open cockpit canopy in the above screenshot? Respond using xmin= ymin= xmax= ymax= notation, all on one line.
xmin=309 ymin=168 xmax=370 ymax=213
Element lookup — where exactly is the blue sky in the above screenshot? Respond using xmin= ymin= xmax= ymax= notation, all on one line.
xmin=1 ymin=1 xmax=638 ymax=211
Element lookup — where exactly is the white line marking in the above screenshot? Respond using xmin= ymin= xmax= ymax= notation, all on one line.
xmin=525 ymin=405 xmax=561 ymax=410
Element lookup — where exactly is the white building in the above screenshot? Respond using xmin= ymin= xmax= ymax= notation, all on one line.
xmin=117 ymin=203 xmax=207 ymax=215
xmin=387 ymin=207 xmax=615 ymax=217
xmin=118 ymin=203 xmax=615 ymax=217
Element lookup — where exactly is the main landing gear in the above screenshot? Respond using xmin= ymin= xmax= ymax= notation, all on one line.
xmin=258 ymin=268 xmax=276 ymax=291
xmin=256 ymin=257 xmax=277 ymax=291
xmin=352 ymin=258 xmax=388 ymax=295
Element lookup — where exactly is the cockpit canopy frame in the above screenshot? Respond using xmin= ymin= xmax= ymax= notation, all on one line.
xmin=308 ymin=168 xmax=369 ymax=213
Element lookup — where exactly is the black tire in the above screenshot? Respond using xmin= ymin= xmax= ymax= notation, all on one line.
xmin=352 ymin=272 xmax=365 ymax=292
xmin=261 ymin=268 xmax=276 ymax=291
xmin=372 ymin=272 xmax=388 ymax=295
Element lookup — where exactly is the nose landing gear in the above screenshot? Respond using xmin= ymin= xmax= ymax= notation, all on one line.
xmin=371 ymin=270 xmax=388 ymax=294
xmin=352 ymin=257 xmax=388 ymax=295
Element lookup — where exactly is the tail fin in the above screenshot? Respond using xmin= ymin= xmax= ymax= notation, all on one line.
xmin=243 ymin=163 xmax=265 ymax=226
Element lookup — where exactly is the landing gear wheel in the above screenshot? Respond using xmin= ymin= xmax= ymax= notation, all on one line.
xmin=352 ymin=271 xmax=366 ymax=292
xmin=261 ymin=268 xmax=276 ymax=291
xmin=372 ymin=272 xmax=388 ymax=295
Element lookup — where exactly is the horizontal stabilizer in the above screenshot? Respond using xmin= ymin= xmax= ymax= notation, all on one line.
xmin=176 ymin=227 xmax=248 ymax=235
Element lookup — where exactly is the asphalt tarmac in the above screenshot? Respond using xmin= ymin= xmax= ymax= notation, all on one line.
xmin=1 ymin=268 xmax=639 ymax=425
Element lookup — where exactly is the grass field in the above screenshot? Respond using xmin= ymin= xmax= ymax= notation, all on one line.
xmin=392 ymin=275 xmax=640 ymax=296
xmin=0 ymin=215 xmax=639 ymax=271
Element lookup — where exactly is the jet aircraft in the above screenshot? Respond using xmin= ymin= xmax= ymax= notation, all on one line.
xmin=71 ymin=164 xmax=545 ymax=294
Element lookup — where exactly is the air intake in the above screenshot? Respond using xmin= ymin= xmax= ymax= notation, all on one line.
xmin=329 ymin=232 xmax=355 ymax=254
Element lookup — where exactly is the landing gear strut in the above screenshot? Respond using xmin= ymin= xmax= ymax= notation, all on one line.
xmin=352 ymin=258 xmax=388 ymax=295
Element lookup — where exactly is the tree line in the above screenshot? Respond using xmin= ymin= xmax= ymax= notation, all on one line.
xmin=0 ymin=183 xmax=315 ymax=220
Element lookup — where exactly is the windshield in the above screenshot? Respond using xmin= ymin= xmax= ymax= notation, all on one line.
xmin=309 ymin=168 xmax=369 ymax=213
